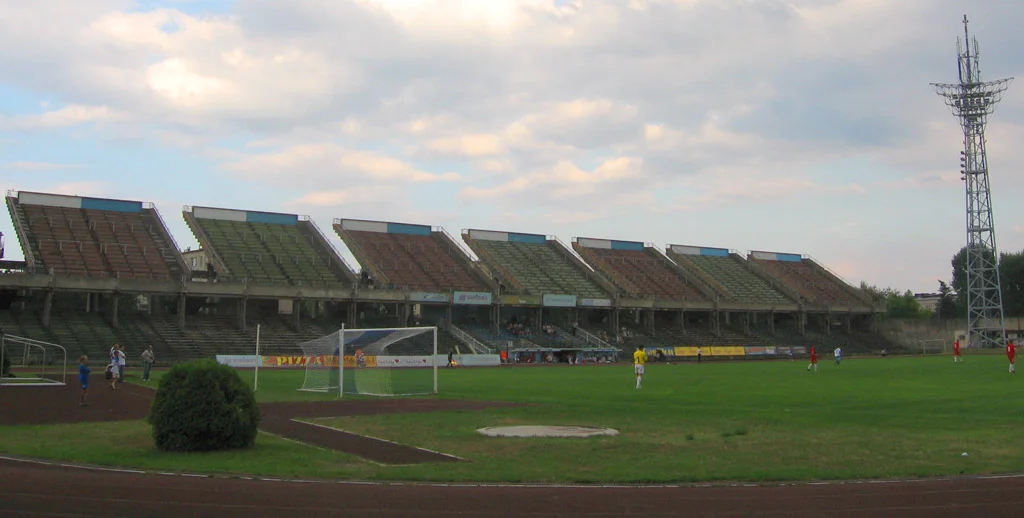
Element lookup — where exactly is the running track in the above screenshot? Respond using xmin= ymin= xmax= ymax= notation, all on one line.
xmin=2 ymin=456 xmax=1024 ymax=517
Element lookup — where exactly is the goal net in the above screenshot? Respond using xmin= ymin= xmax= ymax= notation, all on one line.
xmin=298 ymin=326 xmax=438 ymax=397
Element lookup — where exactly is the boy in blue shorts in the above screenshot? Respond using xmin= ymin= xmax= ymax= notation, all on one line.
xmin=78 ymin=355 xmax=91 ymax=406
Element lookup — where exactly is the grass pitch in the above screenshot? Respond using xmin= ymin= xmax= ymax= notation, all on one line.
xmin=0 ymin=355 xmax=1021 ymax=483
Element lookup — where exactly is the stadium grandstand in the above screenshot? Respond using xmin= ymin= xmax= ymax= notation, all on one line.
xmin=747 ymin=251 xmax=873 ymax=309
xmin=572 ymin=237 xmax=711 ymax=302
xmin=183 ymin=206 xmax=355 ymax=286
xmin=6 ymin=191 xmax=185 ymax=279
xmin=462 ymin=229 xmax=613 ymax=300
xmin=0 ymin=190 xmax=893 ymax=369
xmin=334 ymin=219 xmax=494 ymax=293
xmin=666 ymin=245 xmax=798 ymax=308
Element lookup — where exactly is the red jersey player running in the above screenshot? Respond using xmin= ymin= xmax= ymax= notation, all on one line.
xmin=1007 ymin=340 xmax=1016 ymax=374
xmin=806 ymin=346 xmax=818 ymax=372
xmin=953 ymin=339 xmax=963 ymax=363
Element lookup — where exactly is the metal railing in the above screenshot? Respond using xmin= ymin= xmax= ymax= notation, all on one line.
xmin=448 ymin=324 xmax=493 ymax=354
xmin=304 ymin=217 xmax=359 ymax=278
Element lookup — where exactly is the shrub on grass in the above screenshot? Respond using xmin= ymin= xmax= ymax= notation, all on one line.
xmin=148 ymin=359 xmax=259 ymax=452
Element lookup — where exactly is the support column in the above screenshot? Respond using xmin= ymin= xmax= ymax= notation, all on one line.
xmin=238 ymin=298 xmax=247 ymax=331
xmin=536 ymin=307 xmax=543 ymax=331
xmin=446 ymin=304 xmax=453 ymax=328
xmin=769 ymin=310 xmax=776 ymax=334
xmin=348 ymin=302 xmax=358 ymax=327
xmin=845 ymin=314 xmax=852 ymax=333
xmin=111 ymin=295 xmax=119 ymax=328
xmin=745 ymin=311 xmax=751 ymax=333
xmin=85 ymin=293 xmax=91 ymax=313
xmin=647 ymin=309 xmax=655 ymax=334
xmin=42 ymin=290 xmax=54 ymax=329
xmin=798 ymin=311 xmax=806 ymax=336
xmin=679 ymin=309 xmax=685 ymax=332
xmin=177 ymin=295 xmax=186 ymax=331
xmin=294 ymin=299 xmax=302 ymax=330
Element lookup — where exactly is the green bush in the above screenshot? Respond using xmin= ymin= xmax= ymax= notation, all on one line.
xmin=147 ymin=359 xmax=260 ymax=452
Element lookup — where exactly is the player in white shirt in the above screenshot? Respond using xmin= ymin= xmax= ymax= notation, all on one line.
xmin=833 ymin=347 xmax=842 ymax=366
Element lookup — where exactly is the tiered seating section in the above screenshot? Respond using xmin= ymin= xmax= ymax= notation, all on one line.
xmin=574 ymin=238 xmax=707 ymax=301
xmin=188 ymin=207 xmax=347 ymax=285
xmin=668 ymin=246 xmax=793 ymax=305
xmin=11 ymin=192 xmax=179 ymax=279
xmin=465 ymin=230 xmax=607 ymax=298
xmin=336 ymin=220 xmax=486 ymax=291
xmin=749 ymin=252 xmax=863 ymax=306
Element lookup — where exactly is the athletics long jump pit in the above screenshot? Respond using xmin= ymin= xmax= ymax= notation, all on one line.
xmin=0 ymin=374 xmax=520 ymax=464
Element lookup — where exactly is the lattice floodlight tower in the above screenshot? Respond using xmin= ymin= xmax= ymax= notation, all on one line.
xmin=931 ymin=15 xmax=1013 ymax=350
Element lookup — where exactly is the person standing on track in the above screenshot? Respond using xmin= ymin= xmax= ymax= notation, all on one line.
xmin=1007 ymin=340 xmax=1016 ymax=374
xmin=953 ymin=339 xmax=963 ymax=363
xmin=633 ymin=345 xmax=647 ymax=389
xmin=141 ymin=345 xmax=155 ymax=382
xmin=78 ymin=355 xmax=91 ymax=406
xmin=807 ymin=346 xmax=818 ymax=372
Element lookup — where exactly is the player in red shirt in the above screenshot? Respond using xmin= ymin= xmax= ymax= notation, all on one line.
xmin=953 ymin=339 xmax=963 ymax=363
xmin=1007 ymin=341 xmax=1016 ymax=374
xmin=806 ymin=346 xmax=818 ymax=372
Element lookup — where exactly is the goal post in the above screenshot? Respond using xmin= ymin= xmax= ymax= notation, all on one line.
xmin=0 ymin=334 xmax=68 ymax=387
xmin=298 ymin=325 xmax=438 ymax=397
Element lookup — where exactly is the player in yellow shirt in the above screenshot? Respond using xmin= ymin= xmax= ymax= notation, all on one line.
xmin=633 ymin=345 xmax=647 ymax=389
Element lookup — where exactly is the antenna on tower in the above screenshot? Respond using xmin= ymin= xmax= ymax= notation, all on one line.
xmin=931 ymin=16 xmax=1014 ymax=351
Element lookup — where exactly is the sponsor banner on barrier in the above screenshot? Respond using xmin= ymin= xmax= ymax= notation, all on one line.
xmin=343 ymin=355 xmax=378 ymax=368
xmin=410 ymin=292 xmax=449 ymax=303
xmin=745 ymin=346 xmax=767 ymax=356
xmin=765 ymin=346 xmax=777 ymax=355
xmin=261 ymin=355 xmax=342 ymax=368
xmin=643 ymin=347 xmax=674 ymax=356
xmin=710 ymin=346 xmax=746 ymax=356
xmin=376 ymin=355 xmax=433 ymax=368
xmin=673 ymin=347 xmax=700 ymax=357
xmin=216 ymin=355 xmax=261 ymax=368
xmin=502 ymin=294 xmax=540 ymax=305
xmin=579 ymin=298 xmax=612 ymax=307
xmin=542 ymin=294 xmax=577 ymax=307
xmin=454 ymin=291 xmax=492 ymax=305
xmin=432 ymin=354 xmax=502 ymax=367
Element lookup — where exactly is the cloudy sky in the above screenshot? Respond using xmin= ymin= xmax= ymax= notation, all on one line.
xmin=1 ymin=0 xmax=1023 ymax=294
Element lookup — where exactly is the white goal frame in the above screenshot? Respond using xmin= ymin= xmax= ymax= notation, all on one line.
xmin=299 ymin=325 xmax=439 ymax=398
xmin=0 ymin=334 xmax=68 ymax=387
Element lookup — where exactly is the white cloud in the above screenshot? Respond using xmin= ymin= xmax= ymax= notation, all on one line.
xmin=1 ymin=161 xmax=82 ymax=170
xmin=1 ymin=0 xmax=1024 ymax=292
xmin=0 ymin=105 xmax=129 ymax=130
xmin=221 ymin=143 xmax=460 ymax=188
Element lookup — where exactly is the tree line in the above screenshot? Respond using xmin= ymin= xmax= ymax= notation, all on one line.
xmin=860 ymin=246 xmax=1024 ymax=320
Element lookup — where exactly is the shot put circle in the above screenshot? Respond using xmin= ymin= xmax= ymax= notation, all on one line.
xmin=477 ymin=425 xmax=619 ymax=438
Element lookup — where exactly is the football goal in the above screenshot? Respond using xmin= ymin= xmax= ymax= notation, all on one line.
xmin=298 ymin=326 xmax=438 ymax=397
xmin=0 ymin=334 xmax=68 ymax=387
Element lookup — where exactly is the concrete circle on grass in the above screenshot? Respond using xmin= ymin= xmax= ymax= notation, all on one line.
xmin=477 ymin=425 xmax=619 ymax=438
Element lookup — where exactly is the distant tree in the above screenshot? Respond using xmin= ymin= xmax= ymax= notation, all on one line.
xmin=936 ymin=280 xmax=958 ymax=319
xmin=859 ymin=283 xmax=930 ymax=319
xmin=999 ymin=251 xmax=1024 ymax=317
xmin=886 ymin=289 xmax=931 ymax=319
